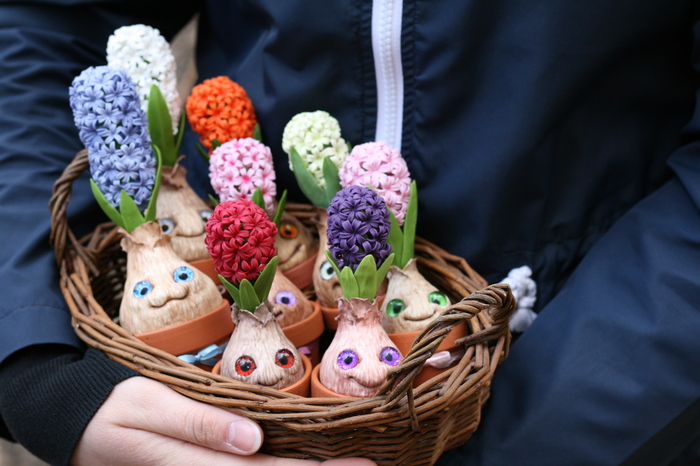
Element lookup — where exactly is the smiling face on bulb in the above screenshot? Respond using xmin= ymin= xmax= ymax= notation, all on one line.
xmin=119 ymin=222 xmax=222 ymax=335
xmin=319 ymin=297 xmax=402 ymax=397
xmin=275 ymin=212 xmax=317 ymax=272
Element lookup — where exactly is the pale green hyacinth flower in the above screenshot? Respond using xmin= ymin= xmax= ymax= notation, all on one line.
xmin=107 ymin=24 xmax=181 ymax=134
xmin=282 ymin=110 xmax=348 ymax=188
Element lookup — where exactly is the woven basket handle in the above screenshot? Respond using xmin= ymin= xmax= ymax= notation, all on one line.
xmin=49 ymin=149 xmax=101 ymax=275
xmin=379 ymin=283 xmax=515 ymax=409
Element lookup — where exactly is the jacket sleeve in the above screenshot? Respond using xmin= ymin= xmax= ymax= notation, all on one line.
xmin=438 ymin=22 xmax=700 ymax=466
xmin=0 ymin=1 xmax=197 ymax=462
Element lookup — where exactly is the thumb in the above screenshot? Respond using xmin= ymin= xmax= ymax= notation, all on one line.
xmin=113 ymin=377 xmax=263 ymax=455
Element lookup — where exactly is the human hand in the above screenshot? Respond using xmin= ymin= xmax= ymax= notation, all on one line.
xmin=72 ymin=376 xmax=375 ymax=465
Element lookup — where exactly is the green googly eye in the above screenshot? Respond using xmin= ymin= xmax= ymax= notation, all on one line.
xmin=429 ymin=291 xmax=448 ymax=306
xmin=386 ymin=299 xmax=405 ymax=317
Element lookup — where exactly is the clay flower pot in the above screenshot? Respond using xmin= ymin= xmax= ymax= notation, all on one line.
xmin=213 ymin=351 xmax=312 ymax=397
xmin=389 ymin=321 xmax=469 ymax=387
xmin=136 ymin=297 xmax=233 ymax=356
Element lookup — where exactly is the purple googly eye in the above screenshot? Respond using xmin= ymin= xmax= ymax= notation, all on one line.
xmin=275 ymin=290 xmax=296 ymax=306
xmin=380 ymin=347 xmax=401 ymax=366
xmin=337 ymin=349 xmax=359 ymax=370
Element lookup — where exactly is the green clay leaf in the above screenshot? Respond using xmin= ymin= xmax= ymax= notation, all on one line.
xmin=252 ymin=187 xmax=265 ymax=211
xmin=219 ymin=274 xmax=241 ymax=305
xmin=174 ymin=110 xmax=186 ymax=156
xmin=239 ymin=278 xmax=262 ymax=312
xmin=386 ymin=208 xmax=405 ymax=268
xmin=253 ymin=256 xmax=278 ymax=303
xmin=377 ymin=253 xmax=395 ymax=285
xmin=144 ymin=145 xmax=163 ymax=223
xmin=272 ymin=189 xmax=288 ymax=226
xmin=340 ymin=266 xmax=359 ymax=299
xmin=253 ymin=123 xmax=263 ymax=142
xmin=147 ymin=84 xmax=176 ymax=167
xmin=290 ymin=146 xmax=326 ymax=207
xmin=402 ymin=180 xmax=418 ymax=264
xmin=89 ymin=179 xmax=124 ymax=229
xmin=322 ymin=156 xmax=342 ymax=206
xmin=119 ymin=190 xmax=146 ymax=233
xmin=196 ymin=142 xmax=210 ymax=162
xmin=208 ymin=194 xmax=219 ymax=207
xmin=212 ymin=138 xmax=222 ymax=149
xmin=324 ymin=249 xmax=343 ymax=279
xmin=354 ymin=254 xmax=378 ymax=300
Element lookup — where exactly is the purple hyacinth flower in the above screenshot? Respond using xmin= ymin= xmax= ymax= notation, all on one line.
xmin=69 ymin=66 xmax=155 ymax=211
xmin=327 ymin=185 xmax=392 ymax=271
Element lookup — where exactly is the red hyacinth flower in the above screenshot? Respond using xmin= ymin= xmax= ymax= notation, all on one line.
xmin=205 ymin=199 xmax=278 ymax=285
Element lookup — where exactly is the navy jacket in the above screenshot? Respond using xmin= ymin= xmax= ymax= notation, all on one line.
xmin=1 ymin=1 xmax=700 ymax=464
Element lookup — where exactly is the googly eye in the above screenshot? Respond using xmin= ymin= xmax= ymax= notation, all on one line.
xmin=159 ymin=218 xmax=175 ymax=234
xmin=380 ymin=347 xmax=401 ymax=366
xmin=200 ymin=209 xmax=213 ymax=223
xmin=133 ymin=281 xmax=153 ymax=298
xmin=279 ymin=222 xmax=299 ymax=239
xmin=275 ymin=349 xmax=296 ymax=369
xmin=429 ymin=291 xmax=448 ymax=306
xmin=386 ymin=299 xmax=405 ymax=318
xmin=319 ymin=260 xmax=336 ymax=280
xmin=275 ymin=290 xmax=297 ymax=306
xmin=337 ymin=349 xmax=359 ymax=370
xmin=173 ymin=266 xmax=194 ymax=283
xmin=235 ymin=356 xmax=257 ymax=376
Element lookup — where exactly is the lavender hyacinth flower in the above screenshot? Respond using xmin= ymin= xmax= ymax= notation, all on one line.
xmin=327 ymin=185 xmax=392 ymax=271
xmin=69 ymin=66 xmax=156 ymax=211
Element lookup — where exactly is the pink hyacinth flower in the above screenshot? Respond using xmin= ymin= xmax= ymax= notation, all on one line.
xmin=209 ymin=138 xmax=277 ymax=213
xmin=339 ymin=141 xmax=412 ymax=225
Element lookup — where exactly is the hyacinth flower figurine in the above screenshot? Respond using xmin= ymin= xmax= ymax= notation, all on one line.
xmin=106 ymin=24 xmax=216 ymax=263
xmin=69 ymin=66 xmax=223 ymax=335
xmin=339 ymin=142 xmax=451 ymax=334
xmin=205 ymin=199 xmax=304 ymax=389
xmin=281 ymin=110 xmax=349 ymax=307
xmin=318 ymin=186 xmax=402 ymax=397
xmin=186 ymin=75 xmax=259 ymax=155
xmin=209 ymin=137 xmax=317 ymax=274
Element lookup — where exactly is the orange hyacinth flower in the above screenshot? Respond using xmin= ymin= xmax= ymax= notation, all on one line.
xmin=185 ymin=76 xmax=258 ymax=150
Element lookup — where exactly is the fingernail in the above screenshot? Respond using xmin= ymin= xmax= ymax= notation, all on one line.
xmin=226 ymin=420 xmax=261 ymax=454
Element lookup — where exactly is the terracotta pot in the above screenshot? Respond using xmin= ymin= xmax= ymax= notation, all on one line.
xmin=281 ymin=251 xmax=317 ymax=291
xmin=389 ymin=321 xmax=469 ymax=387
xmin=135 ymin=298 xmax=233 ymax=356
xmin=282 ymin=300 xmax=325 ymax=365
xmin=189 ymin=257 xmax=219 ymax=284
xmin=213 ymin=352 xmax=313 ymax=396
xmin=310 ymin=364 xmax=354 ymax=398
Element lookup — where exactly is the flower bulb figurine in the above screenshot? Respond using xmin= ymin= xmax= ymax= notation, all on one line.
xmin=339 ymin=142 xmax=451 ymax=334
xmin=319 ymin=186 xmax=401 ymax=397
xmin=107 ymin=24 xmax=214 ymax=263
xmin=282 ymin=110 xmax=349 ymax=307
xmin=205 ymin=199 xmax=304 ymax=389
xmin=69 ymin=66 xmax=223 ymax=335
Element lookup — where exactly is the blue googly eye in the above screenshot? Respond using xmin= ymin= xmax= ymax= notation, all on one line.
xmin=173 ymin=266 xmax=194 ymax=283
xmin=133 ymin=281 xmax=153 ymax=298
xmin=337 ymin=349 xmax=359 ymax=370
xmin=319 ymin=261 xmax=336 ymax=280
xmin=380 ymin=347 xmax=401 ymax=366
xmin=159 ymin=218 xmax=175 ymax=234
xmin=275 ymin=290 xmax=297 ymax=306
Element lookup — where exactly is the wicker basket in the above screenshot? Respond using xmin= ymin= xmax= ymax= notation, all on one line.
xmin=49 ymin=150 xmax=515 ymax=465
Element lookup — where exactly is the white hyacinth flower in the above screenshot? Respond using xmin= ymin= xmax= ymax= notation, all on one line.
xmin=107 ymin=24 xmax=181 ymax=134
xmin=282 ymin=110 xmax=348 ymax=188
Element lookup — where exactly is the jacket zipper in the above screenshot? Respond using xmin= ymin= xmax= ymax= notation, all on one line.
xmin=372 ymin=0 xmax=404 ymax=150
